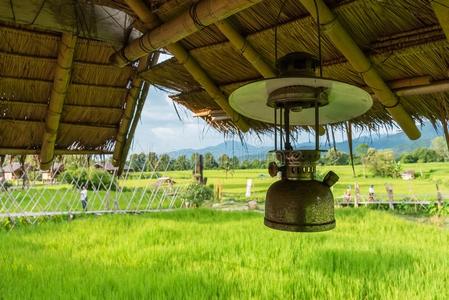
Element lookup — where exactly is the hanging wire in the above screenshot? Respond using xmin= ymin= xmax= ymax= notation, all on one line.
xmin=274 ymin=0 xmax=289 ymax=71
xmin=313 ymin=0 xmax=322 ymax=151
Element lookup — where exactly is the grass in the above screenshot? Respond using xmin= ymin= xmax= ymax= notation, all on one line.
xmin=0 ymin=209 xmax=448 ymax=299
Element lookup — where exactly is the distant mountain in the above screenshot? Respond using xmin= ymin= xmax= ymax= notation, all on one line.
xmin=166 ymin=123 xmax=443 ymax=159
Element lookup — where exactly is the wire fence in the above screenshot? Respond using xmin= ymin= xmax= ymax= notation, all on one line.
xmin=0 ymin=154 xmax=196 ymax=228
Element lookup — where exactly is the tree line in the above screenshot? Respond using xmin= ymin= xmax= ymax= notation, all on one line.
xmin=128 ymin=136 xmax=449 ymax=177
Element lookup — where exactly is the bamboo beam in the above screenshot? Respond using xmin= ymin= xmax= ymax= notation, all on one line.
xmin=216 ymin=19 xmax=276 ymax=78
xmin=0 ymin=149 xmax=113 ymax=155
xmin=0 ymin=100 xmax=123 ymax=113
xmin=395 ymin=80 xmax=449 ymax=97
xmin=124 ymin=0 xmax=251 ymax=132
xmin=110 ymin=0 xmax=262 ymax=67
xmin=299 ymin=0 xmax=420 ymax=139
xmin=40 ymin=33 xmax=77 ymax=170
xmin=167 ymin=43 xmax=250 ymax=131
xmin=112 ymin=56 xmax=149 ymax=167
xmin=0 ymin=119 xmax=117 ymax=130
xmin=431 ymin=0 xmax=449 ymax=41
xmin=118 ymin=52 xmax=161 ymax=175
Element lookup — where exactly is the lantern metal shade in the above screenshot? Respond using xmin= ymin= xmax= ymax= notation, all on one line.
xmin=229 ymin=77 xmax=372 ymax=125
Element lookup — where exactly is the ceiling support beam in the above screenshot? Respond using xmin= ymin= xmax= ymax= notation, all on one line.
xmin=431 ymin=0 xmax=449 ymax=41
xmin=125 ymin=0 xmax=251 ymax=132
xmin=299 ymin=0 xmax=420 ymax=140
xmin=118 ymin=52 xmax=160 ymax=175
xmin=216 ymin=19 xmax=276 ymax=78
xmin=110 ymin=0 xmax=262 ymax=67
xmin=112 ymin=56 xmax=148 ymax=167
xmin=0 ymin=149 xmax=113 ymax=156
xmin=40 ymin=32 xmax=77 ymax=170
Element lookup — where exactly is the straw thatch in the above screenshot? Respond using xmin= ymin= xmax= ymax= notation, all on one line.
xmin=2 ymin=0 xmax=449 ymax=156
xmin=0 ymin=19 xmax=133 ymax=155
xmin=134 ymin=0 xmax=449 ymax=134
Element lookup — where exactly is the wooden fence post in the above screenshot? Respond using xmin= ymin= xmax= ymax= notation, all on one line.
xmin=436 ymin=184 xmax=443 ymax=210
xmin=354 ymin=182 xmax=360 ymax=208
xmin=385 ymin=184 xmax=394 ymax=210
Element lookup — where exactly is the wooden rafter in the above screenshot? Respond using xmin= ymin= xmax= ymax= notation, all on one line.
xmin=299 ymin=0 xmax=420 ymax=140
xmin=40 ymin=32 xmax=77 ymax=170
xmin=110 ymin=0 xmax=262 ymax=67
xmin=112 ymin=56 xmax=149 ymax=167
xmin=124 ymin=0 xmax=251 ymax=132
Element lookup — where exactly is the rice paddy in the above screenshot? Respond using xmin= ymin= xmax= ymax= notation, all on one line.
xmin=0 ymin=209 xmax=448 ymax=299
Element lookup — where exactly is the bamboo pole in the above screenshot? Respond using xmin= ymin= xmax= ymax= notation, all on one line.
xmin=395 ymin=80 xmax=449 ymax=97
xmin=124 ymin=0 xmax=251 ymax=132
xmin=40 ymin=32 xmax=77 ymax=170
xmin=299 ymin=0 xmax=421 ymax=140
xmin=118 ymin=52 xmax=161 ymax=174
xmin=167 ymin=43 xmax=250 ymax=131
xmin=110 ymin=0 xmax=262 ymax=67
xmin=431 ymin=0 xmax=449 ymax=41
xmin=112 ymin=56 xmax=149 ymax=167
xmin=216 ymin=19 xmax=276 ymax=78
xmin=0 ymin=149 xmax=113 ymax=155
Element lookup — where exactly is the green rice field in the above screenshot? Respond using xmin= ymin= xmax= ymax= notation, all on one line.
xmin=128 ymin=162 xmax=449 ymax=201
xmin=0 ymin=209 xmax=448 ymax=299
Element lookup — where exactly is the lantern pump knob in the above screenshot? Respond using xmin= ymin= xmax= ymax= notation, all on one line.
xmin=323 ymin=171 xmax=339 ymax=187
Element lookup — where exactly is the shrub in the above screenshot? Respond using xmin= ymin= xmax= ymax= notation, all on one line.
xmin=0 ymin=180 xmax=13 ymax=191
xmin=60 ymin=168 xmax=118 ymax=190
xmin=184 ymin=183 xmax=213 ymax=207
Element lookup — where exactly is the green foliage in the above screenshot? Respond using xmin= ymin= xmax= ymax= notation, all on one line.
xmin=129 ymin=153 xmax=147 ymax=172
xmin=184 ymin=184 xmax=213 ymax=207
xmin=0 ymin=180 xmax=12 ymax=190
xmin=60 ymin=168 xmax=117 ymax=190
xmin=365 ymin=148 xmax=401 ymax=177
xmin=431 ymin=136 xmax=449 ymax=161
xmin=400 ymin=147 xmax=444 ymax=164
xmin=322 ymin=148 xmax=350 ymax=165
xmin=175 ymin=155 xmax=191 ymax=170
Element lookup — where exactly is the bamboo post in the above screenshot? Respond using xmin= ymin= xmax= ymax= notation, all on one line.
xmin=436 ymin=184 xmax=443 ymax=210
xmin=431 ymin=0 xmax=449 ymax=41
xmin=299 ymin=0 xmax=420 ymax=140
xmin=124 ymin=0 xmax=251 ymax=132
xmin=385 ymin=184 xmax=394 ymax=210
xmin=112 ymin=56 xmax=149 ymax=167
xmin=354 ymin=182 xmax=360 ymax=207
xmin=40 ymin=32 xmax=77 ymax=170
xmin=111 ymin=0 xmax=262 ymax=67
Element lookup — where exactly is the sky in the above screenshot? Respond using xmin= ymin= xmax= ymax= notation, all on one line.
xmin=131 ymin=87 xmax=273 ymax=154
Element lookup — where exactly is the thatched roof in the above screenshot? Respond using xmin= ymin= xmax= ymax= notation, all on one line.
xmin=133 ymin=0 xmax=449 ymax=133
xmin=0 ymin=2 xmax=136 ymax=156
xmin=1 ymin=0 xmax=449 ymax=162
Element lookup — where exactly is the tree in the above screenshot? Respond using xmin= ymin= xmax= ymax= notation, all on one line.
xmin=158 ymin=154 xmax=171 ymax=171
xmin=204 ymin=152 xmax=218 ymax=169
xmin=175 ymin=155 xmax=191 ymax=170
xmin=431 ymin=136 xmax=449 ymax=161
xmin=323 ymin=149 xmax=349 ymax=165
xmin=129 ymin=153 xmax=146 ymax=172
xmin=146 ymin=152 xmax=158 ymax=171
xmin=365 ymin=149 xmax=401 ymax=177
xmin=230 ymin=156 xmax=240 ymax=169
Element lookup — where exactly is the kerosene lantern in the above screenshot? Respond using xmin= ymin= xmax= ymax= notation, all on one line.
xmin=229 ymin=52 xmax=372 ymax=232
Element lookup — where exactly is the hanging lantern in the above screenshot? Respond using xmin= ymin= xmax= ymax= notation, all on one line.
xmin=229 ymin=52 xmax=373 ymax=232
